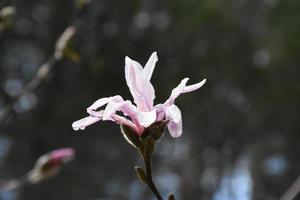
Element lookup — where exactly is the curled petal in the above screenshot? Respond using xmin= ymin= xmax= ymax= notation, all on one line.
xmin=143 ymin=52 xmax=158 ymax=80
xmin=137 ymin=109 xmax=157 ymax=128
xmin=182 ymin=78 xmax=206 ymax=93
xmin=110 ymin=114 xmax=141 ymax=134
xmin=87 ymin=95 xmax=123 ymax=112
xmin=165 ymin=104 xmax=182 ymax=137
xmin=164 ymin=78 xmax=189 ymax=107
xmin=72 ymin=116 xmax=101 ymax=130
xmin=88 ymin=110 xmax=104 ymax=118
xmin=119 ymin=101 xmax=139 ymax=117
xmin=164 ymin=78 xmax=206 ymax=107
xmin=103 ymin=102 xmax=119 ymax=120
xmin=103 ymin=100 xmax=138 ymax=121
xmin=103 ymin=100 xmax=144 ymax=133
xmin=154 ymin=104 xmax=165 ymax=121
xmin=125 ymin=56 xmax=155 ymax=111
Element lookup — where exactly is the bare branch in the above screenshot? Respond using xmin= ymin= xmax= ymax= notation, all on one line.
xmin=0 ymin=1 xmax=90 ymax=122
xmin=280 ymin=175 xmax=300 ymax=200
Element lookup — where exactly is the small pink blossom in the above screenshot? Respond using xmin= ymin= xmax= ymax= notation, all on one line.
xmin=72 ymin=52 xmax=206 ymax=137
xmin=28 ymin=148 xmax=75 ymax=183
xmin=47 ymin=148 xmax=75 ymax=165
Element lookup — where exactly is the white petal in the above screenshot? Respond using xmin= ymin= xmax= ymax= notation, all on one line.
xmin=137 ymin=109 xmax=157 ymax=127
xmin=125 ymin=56 xmax=143 ymax=72
xmin=103 ymin=100 xmax=138 ymax=121
xmin=143 ymin=52 xmax=158 ymax=80
xmin=88 ymin=110 xmax=104 ymax=118
xmin=120 ymin=101 xmax=138 ymax=117
xmin=166 ymin=104 xmax=181 ymax=123
xmin=87 ymin=95 xmax=123 ymax=112
xmin=165 ymin=104 xmax=182 ymax=137
xmin=125 ymin=56 xmax=155 ymax=111
xmin=103 ymin=102 xmax=119 ymax=120
xmin=182 ymin=79 xmax=206 ymax=93
xmin=72 ymin=116 xmax=101 ymax=131
xmin=167 ymin=120 xmax=182 ymax=138
xmin=164 ymin=78 xmax=206 ymax=107
xmin=164 ymin=78 xmax=189 ymax=107
xmin=110 ymin=114 xmax=142 ymax=134
xmin=102 ymin=100 xmax=145 ymax=132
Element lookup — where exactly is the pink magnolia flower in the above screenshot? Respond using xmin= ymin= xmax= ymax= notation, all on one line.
xmin=72 ymin=52 xmax=206 ymax=137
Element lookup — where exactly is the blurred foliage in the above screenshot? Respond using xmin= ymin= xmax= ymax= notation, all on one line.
xmin=0 ymin=0 xmax=299 ymax=199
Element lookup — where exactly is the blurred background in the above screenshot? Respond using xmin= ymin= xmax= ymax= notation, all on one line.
xmin=0 ymin=0 xmax=299 ymax=199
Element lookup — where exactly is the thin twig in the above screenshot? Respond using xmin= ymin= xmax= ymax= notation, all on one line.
xmin=0 ymin=1 xmax=90 ymax=122
xmin=0 ymin=26 xmax=75 ymax=122
xmin=280 ymin=175 xmax=300 ymax=200
xmin=0 ymin=174 xmax=28 ymax=191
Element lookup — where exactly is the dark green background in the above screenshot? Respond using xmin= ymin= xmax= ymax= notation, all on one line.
xmin=0 ymin=0 xmax=299 ymax=199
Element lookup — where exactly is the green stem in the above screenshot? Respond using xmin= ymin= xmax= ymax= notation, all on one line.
xmin=143 ymin=156 xmax=163 ymax=200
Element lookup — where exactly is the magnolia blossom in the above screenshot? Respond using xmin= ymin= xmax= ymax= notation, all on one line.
xmin=72 ymin=52 xmax=206 ymax=137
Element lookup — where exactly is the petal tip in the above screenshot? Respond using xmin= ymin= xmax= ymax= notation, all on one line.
xmin=72 ymin=122 xmax=81 ymax=131
xmin=152 ymin=51 xmax=158 ymax=58
xmin=72 ymin=116 xmax=101 ymax=131
xmin=198 ymin=78 xmax=207 ymax=88
xmin=183 ymin=77 xmax=189 ymax=82
xmin=125 ymin=56 xmax=132 ymax=63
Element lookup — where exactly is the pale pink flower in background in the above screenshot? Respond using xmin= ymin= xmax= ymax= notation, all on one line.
xmin=28 ymin=148 xmax=75 ymax=184
xmin=1 ymin=148 xmax=75 ymax=190
xmin=72 ymin=52 xmax=206 ymax=137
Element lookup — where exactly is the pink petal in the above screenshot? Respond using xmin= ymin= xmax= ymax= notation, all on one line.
xmin=164 ymin=78 xmax=189 ymax=107
xmin=125 ymin=56 xmax=155 ymax=111
xmin=164 ymin=78 xmax=206 ymax=107
xmin=154 ymin=104 xmax=165 ymax=121
xmin=165 ymin=104 xmax=182 ymax=137
xmin=119 ymin=101 xmax=139 ymax=117
xmin=182 ymin=79 xmax=206 ymax=93
xmin=87 ymin=98 xmax=143 ymax=134
xmin=126 ymin=57 xmax=144 ymax=72
xmin=103 ymin=100 xmax=138 ymax=121
xmin=143 ymin=52 xmax=158 ymax=80
xmin=103 ymin=100 xmax=144 ymax=132
xmin=167 ymin=121 xmax=182 ymax=138
xmin=103 ymin=102 xmax=120 ymax=120
xmin=49 ymin=148 xmax=75 ymax=162
xmin=72 ymin=116 xmax=101 ymax=130
xmin=137 ymin=109 xmax=157 ymax=127
xmin=87 ymin=95 xmax=123 ymax=112
xmin=110 ymin=114 xmax=142 ymax=134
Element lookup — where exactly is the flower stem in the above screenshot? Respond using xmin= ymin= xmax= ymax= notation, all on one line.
xmin=143 ymin=156 xmax=163 ymax=200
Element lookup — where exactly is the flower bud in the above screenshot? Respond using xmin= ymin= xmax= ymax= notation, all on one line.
xmin=28 ymin=148 xmax=75 ymax=184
